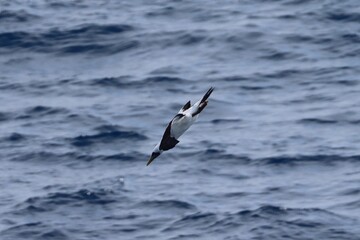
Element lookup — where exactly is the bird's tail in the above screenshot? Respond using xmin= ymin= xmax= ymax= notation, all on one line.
xmin=192 ymin=87 xmax=214 ymax=117
xmin=200 ymin=87 xmax=214 ymax=104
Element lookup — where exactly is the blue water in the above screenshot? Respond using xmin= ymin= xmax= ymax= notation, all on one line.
xmin=1 ymin=0 xmax=360 ymax=239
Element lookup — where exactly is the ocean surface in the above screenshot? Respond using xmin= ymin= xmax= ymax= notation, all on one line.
xmin=1 ymin=0 xmax=360 ymax=239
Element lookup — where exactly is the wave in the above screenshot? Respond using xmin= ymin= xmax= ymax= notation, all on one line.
xmin=1 ymin=222 xmax=69 ymax=240
xmin=258 ymin=69 xmax=303 ymax=79
xmin=85 ymin=75 xmax=188 ymax=89
xmin=298 ymin=118 xmax=360 ymax=125
xmin=89 ymin=76 xmax=132 ymax=88
xmin=139 ymin=200 xmax=197 ymax=211
xmin=260 ymin=49 xmax=302 ymax=61
xmin=326 ymin=11 xmax=360 ymax=23
xmin=164 ymin=206 xmax=335 ymax=233
xmin=0 ymin=111 xmax=11 ymax=121
xmin=60 ymin=40 xmax=139 ymax=55
xmin=260 ymin=155 xmax=360 ymax=165
xmin=0 ymin=24 xmax=137 ymax=55
xmin=191 ymin=149 xmax=360 ymax=166
xmin=21 ymin=188 xmax=117 ymax=210
xmin=16 ymin=106 xmax=69 ymax=120
xmin=298 ymin=118 xmax=339 ymax=124
xmin=211 ymin=118 xmax=241 ymax=124
xmin=3 ymin=133 xmax=26 ymax=142
xmin=10 ymin=151 xmax=89 ymax=162
xmin=187 ymin=205 xmax=353 ymax=237
xmin=0 ymin=10 xmax=39 ymax=23
xmin=163 ymin=212 xmax=216 ymax=232
xmin=9 ymin=150 xmax=145 ymax=163
xmin=71 ymin=125 xmax=147 ymax=147
xmin=143 ymin=76 xmax=186 ymax=84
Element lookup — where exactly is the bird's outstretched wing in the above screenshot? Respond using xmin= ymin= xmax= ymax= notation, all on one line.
xmin=179 ymin=101 xmax=191 ymax=113
xmin=159 ymin=121 xmax=180 ymax=151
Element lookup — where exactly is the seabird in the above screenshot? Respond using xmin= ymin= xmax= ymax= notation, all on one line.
xmin=147 ymin=87 xmax=214 ymax=166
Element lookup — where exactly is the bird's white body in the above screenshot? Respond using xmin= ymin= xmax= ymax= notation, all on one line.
xmin=171 ymin=100 xmax=201 ymax=139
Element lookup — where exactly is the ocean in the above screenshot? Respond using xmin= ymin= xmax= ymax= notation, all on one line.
xmin=1 ymin=0 xmax=360 ymax=239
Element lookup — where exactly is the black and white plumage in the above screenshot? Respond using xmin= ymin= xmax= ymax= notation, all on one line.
xmin=147 ymin=87 xmax=214 ymax=166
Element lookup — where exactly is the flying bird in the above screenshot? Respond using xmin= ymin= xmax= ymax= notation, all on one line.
xmin=147 ymin=87 xmax=214 ymax=166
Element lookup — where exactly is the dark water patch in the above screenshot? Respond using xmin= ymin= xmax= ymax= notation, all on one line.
xmin=299 ymin=116 xmax=360 ymax=125
xmin=90 ymin=76 xmax=132 ymax=88
xmin=168 ymin=234 xmax=201 ymax=240
xmin=0 ymin=82 xmax=23 ymax=91
xmin=341 ymin=33 xmax=360 ymax=43
xmin=163 ymin=212 xmax=217 ymax=232
xmin=284 ymin=218 xmax=324 ymax=228
xmin=23 ymin=189 xmax=117 ymax=209
xmin=331 ymin=79 xmax=359 ymax=86
xmin=143 ymin=76 xmax=186 ymax=84
xmin=312 ymin=35 xmax=334 ymax=45
xmin=60 ymin=40 xmax=139 ymax=55
xmin=260 ymin=50 xmax=301 ymax=61
xmin=148 ymin=30 xmax=209 ymax=48
xmin=47 ymin=1 xmax=87 ymax=9
xmin=0 ymin=10 xmax=39 ymax=23
xmin=61 ymin=44 xmax=109 ymax=54
xmin=283 ymin=0 xmax=314 ymax=5
xmin=10 ymin=150 xmax=142 ymax=163
xmin=341 ymin=188 xmax=360 ymax=196
xmin=23 ymin=205 xmax=48 ymax=213
xmin=204 ymin=148 xmax=226 ymax=155
xmin=1 ymin=222 xmax=50 ymax=240
xmin=26 ymin=106 xmax=64 ymax=114
xmin=102 ymin=153 xmax=139 ymax=161
xmin=240 ymin=85 xmax=281 ymax=91
xmin=0 ymin=111 xmax=11 ymax=121
xmin=298 ymin=118 xmax=338 ymax=124
xmin=0 ymin=24 xmax=136 ymax=54
xmin=4 ymin=133 xmax=26 ymax=142
xmin=197 ymin=149 xmax=250 ymax=164
xmin=260 ymin=155 xmax=360 ymax=165
xmin=207 ymin=205 xmax=352 ymax=235
xmin=237 ymin=205 xmax=287 ymax=218
xmin=71 ymin=125 xmax=147 ymax=147
xmin=342 ymin=48 xmax=360 ymax=58
xmin=0 ymin=31 xmax=37 ymax=49
xmin=1 ymin=223 xmax=69 ymax=240
xmin=216 ymin=75 xmax=249 ymax=82
xmin=211 ymin=118 xmax=241 ymax=124
xmin=277 ymin=14 xmax=297 ymax=19
xmin=16 ymin=106 xmax=69 ymax=119
xmin=223 ymin=192 xmax=248 ymax=198
xmin=284 ymin=34 xmax=314 ymax=43
xmin=326 ymin=11 xmax=360 ymax=23
xmin=341 ymin=200 xmax=360 ymax=209
xmin=140 ymin=200 xmax=197 ymax=211
xmin=177 ymin=33 xmax=207 ymax=45
xmin=10 ymin=151 xmax=96 ymax=162
xmin=145 ymin=6 xmax=177 ymax=18
xmin=259 ymin=69 xmax=303 ymax=79
xmin=39 ymin=229 xmax=69 ymax=240
xmin=289 ymin=94 xmax=335 ymax=104
xmin=45 ymin=24 xmax=134 ymax=37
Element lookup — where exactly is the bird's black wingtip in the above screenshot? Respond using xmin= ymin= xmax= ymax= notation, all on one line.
xmin=201 ymin=87 xmax=215 ymax=103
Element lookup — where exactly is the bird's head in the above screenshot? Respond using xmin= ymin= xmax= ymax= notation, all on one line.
xmin=146 ymin=144 xmax=163 ymax=166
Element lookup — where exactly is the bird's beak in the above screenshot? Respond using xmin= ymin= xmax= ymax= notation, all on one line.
xmin=146 ymin=154 xmax=158 ymax=166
